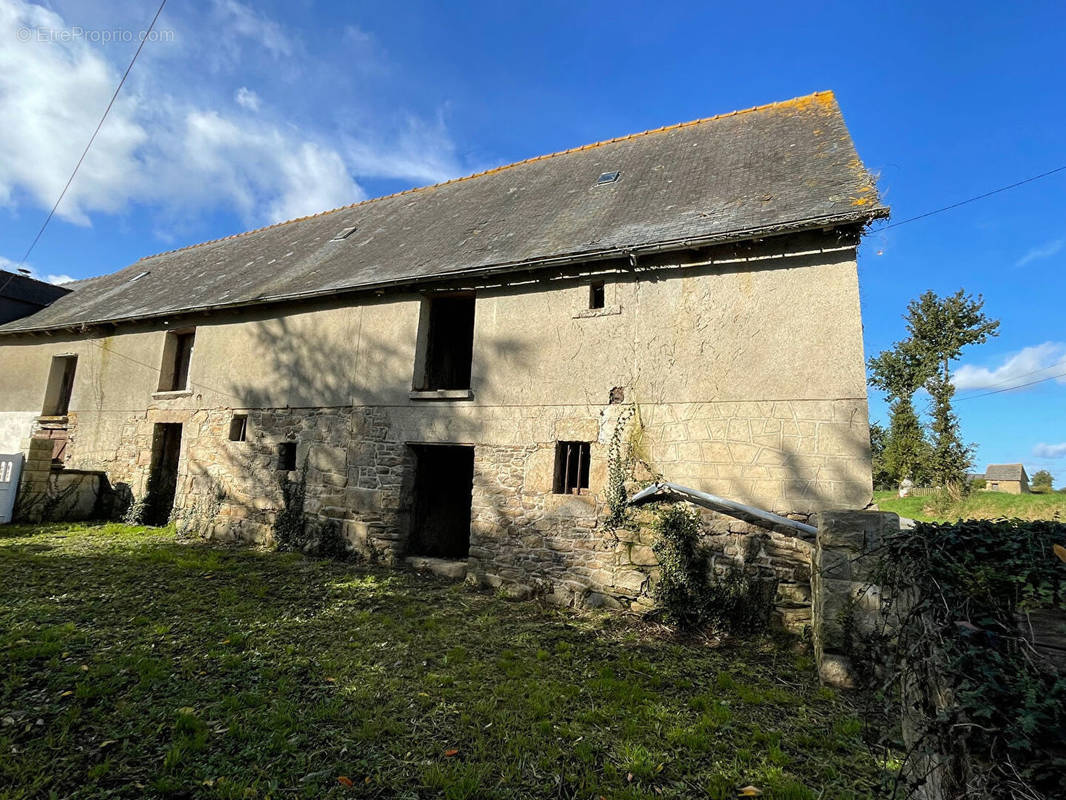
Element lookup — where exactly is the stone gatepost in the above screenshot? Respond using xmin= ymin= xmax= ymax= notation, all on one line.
xmin=14 ymin=437 xmax=55 ymax=523
xmin=810 ymin=510 xmax=900 ymax=687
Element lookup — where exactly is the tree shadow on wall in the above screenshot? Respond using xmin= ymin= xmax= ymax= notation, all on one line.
xmin=190 ymin=309 xmax=531 ymax=554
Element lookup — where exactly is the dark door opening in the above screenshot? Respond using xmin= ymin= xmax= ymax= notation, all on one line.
xmin=407 ymin=444 xmax=474 ymax=559
xmin=144 ymin=423 xmax=182 ymax=526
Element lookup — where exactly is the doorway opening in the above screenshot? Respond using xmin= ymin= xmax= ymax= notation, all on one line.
xmin=407 ymin=444 xmax=474 ymax=559
xmin=144 ymin=423 xmax=182 ymax=526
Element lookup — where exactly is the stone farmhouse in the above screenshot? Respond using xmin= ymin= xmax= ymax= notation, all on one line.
xmin=0 ymin=91 xmax=887 ymax=608
xmin=982 ymin=463 xmax=1030 ymax=494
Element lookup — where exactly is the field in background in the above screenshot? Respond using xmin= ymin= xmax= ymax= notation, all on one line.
xmin=0 ymin=523 xmax=889 ymax=800
xmin=874 ymin=489 xmax=1066 ymax=523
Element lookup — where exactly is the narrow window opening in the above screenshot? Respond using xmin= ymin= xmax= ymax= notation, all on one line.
xmin=229 ymin=414 xmax=248 ymax=442
xmin=42 ymin=355 xmax=77 ymax=416
xmin=589 ymin=280 xmax=606 ymax=310
xmin=158 ymin=330 xmax=196 ymax=392
xmin=553 ymin=442 xmax=591 ymax=495
xmin=277 ymin=441 xmax=297 ymax=471
xmin=418 ymin=295 xmax=475 ymax=391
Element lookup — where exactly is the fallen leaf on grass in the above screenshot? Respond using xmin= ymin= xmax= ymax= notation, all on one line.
xmin=337 ymin=776 xmax=354 ymax=787
xmin=444 ymin=748 xmax=460 ymax=758
xmin=737 ymin=787 xmax=763 ymax=797
xmin=1053 ymin=543 xmax=1066 ymax=563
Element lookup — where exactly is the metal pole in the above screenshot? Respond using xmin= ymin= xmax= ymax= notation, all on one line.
xmin=627 ymin=481 xmax=817 ymax=537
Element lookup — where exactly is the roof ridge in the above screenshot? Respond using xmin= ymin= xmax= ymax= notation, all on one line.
xmin=138 ymin=90 xmax=837 ymax=263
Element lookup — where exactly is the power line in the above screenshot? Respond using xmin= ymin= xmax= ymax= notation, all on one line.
xmin=954 ymin=360 xmax=1066 ymax=398
xmin=0 ymin=0 xmax=167 ymax=299
xmin=874 ymin=164 xmax=1066 ymax=231
xmin=80 ymin=336 xmax=245 ymax=403
xmin=955 ymin=370 xmax=1066 ymax=401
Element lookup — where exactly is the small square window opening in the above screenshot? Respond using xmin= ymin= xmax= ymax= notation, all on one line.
xmin=229 ymin=415 xmax=248 ymax=442
xmin=277 ymin=441 xmax=297 ymax=471
xmin=589 ymin=281 xmax=606 ymax=310
xmin=553 ymin=441 xmax=591 ymax=495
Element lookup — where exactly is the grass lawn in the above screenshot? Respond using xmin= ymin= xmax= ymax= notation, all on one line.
xmin=1 ymin=523 xmax=890 ymax=799
xmin=874 ymin=489 xmax=1066 ymax=523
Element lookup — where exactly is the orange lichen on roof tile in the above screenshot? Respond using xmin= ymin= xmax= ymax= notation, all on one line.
xmin=138 ymin=91 xmax=840 ymax=264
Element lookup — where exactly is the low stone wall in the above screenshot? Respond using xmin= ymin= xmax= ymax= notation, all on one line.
xmin=14 ymin=436 xmax=113 ymax=523
xmin=702 ymin=513 xmax=814 ymax=634
xmin=809 ymin=509 xmax=899 ymax=687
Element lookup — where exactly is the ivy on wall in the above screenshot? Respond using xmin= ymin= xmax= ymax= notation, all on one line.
xmin=865 ymin=519 xmax=1066 ymax=799
xmin=650 ymin=503 xmax=776 ymax=634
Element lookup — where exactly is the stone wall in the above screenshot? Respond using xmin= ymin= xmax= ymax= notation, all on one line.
xmin=809 ymin=509 xmax=899 ymax=687
xmin=14 ymin=436 xmax=113 ymax=523
xmin=16 ymin=397 xmax=825 ymax=614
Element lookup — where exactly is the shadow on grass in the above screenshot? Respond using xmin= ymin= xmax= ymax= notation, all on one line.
xmin=1 ymin=526 xmax=892 ymax=800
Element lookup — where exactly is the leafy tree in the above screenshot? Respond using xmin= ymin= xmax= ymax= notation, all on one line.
xmin=903 ymin=290 xmax=999 ymax=489
xmin=882 ymin=400 xmax=932 ymax=486
xmin=1031 ymin=469 xmax=1053 ymax=492
xmin=868 ymin=421 xmax=892 ymax=489
xmin=868 ymin=342 xmax=931 ymax=486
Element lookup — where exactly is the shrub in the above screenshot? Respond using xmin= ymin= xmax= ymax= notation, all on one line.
xmin=650 ymin=504 xmax=776 ymax=634
xmin=866 ymin=518 xmax=1066 ymax=798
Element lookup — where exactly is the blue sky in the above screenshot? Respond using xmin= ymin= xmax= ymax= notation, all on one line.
xmin=1 ymin=0 xmax=1064 ymax=483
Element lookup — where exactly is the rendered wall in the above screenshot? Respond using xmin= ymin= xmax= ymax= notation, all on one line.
xmin=0 ymin=233 xmax=873 ymax=602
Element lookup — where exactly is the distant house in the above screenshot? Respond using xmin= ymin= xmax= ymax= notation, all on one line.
xmin=0 ymin=270 xmax=70 ymax=325
xmin=983 ymin=464 xmax=1029 ymax=494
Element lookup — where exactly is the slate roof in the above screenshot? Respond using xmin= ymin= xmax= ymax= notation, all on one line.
xmin=985 ymin=464 xmax=1029 ymax=481
xmin=0 ymin=270 xmax=71 ymax=307
xmin=0 ymin=90 xmax=887 ymax=335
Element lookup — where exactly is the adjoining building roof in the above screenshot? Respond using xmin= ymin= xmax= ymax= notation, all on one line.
xmin=985 ymin=464 xmax=1029 ymax=481
xmin=0 ymin=270 xmax=71 ymax=306
xmin=0 ymin=270 xmax=72 ymax=325
xmin=0 ymin=90 xmax=887 ymax=335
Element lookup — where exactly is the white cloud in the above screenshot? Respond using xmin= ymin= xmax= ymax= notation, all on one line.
xmin=953 ymin=342 xmax=1066 ymax=392
xmin=1016 ymin=238 xmax=1065 ymax=268
xmin=343 ymin=114 xmax=466 ymax=186
xmin=1033 ymin=443 xmax=1066 ymax=459
xmin=234 ymin=86 xmax=261 ymax=111
xmin=0 ymin=0 xmax=466 ymax=231
xmin=211 ymin=0 xmax=292 ymax=59
xmin=0 ymin=255 xmax=75 ymax=285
